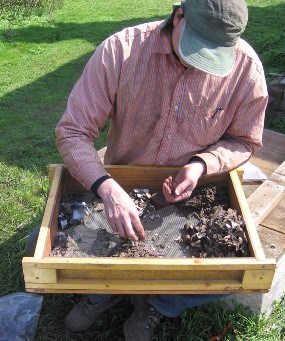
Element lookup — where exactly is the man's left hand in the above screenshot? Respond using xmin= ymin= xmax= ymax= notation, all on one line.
xmin=163 ymin=160 xmax=206 ymax=202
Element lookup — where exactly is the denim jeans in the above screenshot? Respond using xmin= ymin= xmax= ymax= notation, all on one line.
xmin=88 ymin=293 xmax=230 ymax=317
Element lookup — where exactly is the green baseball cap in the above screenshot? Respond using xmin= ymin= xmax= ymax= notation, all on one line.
xmin=166 ymin=0 xmax=248 ymax=77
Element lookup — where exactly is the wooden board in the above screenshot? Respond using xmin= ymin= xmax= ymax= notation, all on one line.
xmin=262 ymin=129 xmax=285 ymax=156
xmin=251 ymin=129 xmax=285 ymax=176
xmin=34 ymin=165 xmax=63 ymax=259
xmin=23 ymin=257 xmax=275 ymax=294
xmin=22 ymin=164 xmax=276 ymax=294
xmin=257 ymin=226 xmax=285 ymax=260
xmin=243 ymin=161 xmax=285 ymax=270
xmin=247 ymin=180 xmax=284 ymax=228
xmin=229 ymin=171 xmax=266 ymax=261
xmin=261 ymin=202 xmax=285 ymax=235
xmin=251 ymin=150 xmax=283 ymax=176
xmin=249 ymin=162 xmax=285 ymax=235
xmin=269 ymin=163 xmax=285 ymax=185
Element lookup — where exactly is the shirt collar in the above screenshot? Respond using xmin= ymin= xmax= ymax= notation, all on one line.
xmin=153 ymin=21 xmax=172 ymax=55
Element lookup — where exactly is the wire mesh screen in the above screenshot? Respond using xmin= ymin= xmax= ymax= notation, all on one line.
xmin=53 ymin=185 xmax=249 ymax=258
xmin=56 ymin=204 xmax=198 ymax=258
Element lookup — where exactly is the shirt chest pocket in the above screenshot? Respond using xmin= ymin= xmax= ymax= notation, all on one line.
xmin=180 ymin=105 xmax=228 ymax=147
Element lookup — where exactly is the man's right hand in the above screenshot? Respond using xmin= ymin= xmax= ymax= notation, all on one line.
xmin=97 ymin=178 xmax=145 ymax=242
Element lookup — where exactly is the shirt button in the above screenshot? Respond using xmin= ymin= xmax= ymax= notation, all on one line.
xmin=159 ymin=161 xmax=164 ymax=165
xmin=174 ymin=105 xmax=178 ymax=110
xmin=167 ymin=134 xmax=172 ymax=139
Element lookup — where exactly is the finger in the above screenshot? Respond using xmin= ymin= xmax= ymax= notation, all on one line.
xmin=163 ymin=183 xmax=173 ymax=202
xmin=107 ymin=216 xmax=119 ymax=233
xmin=163 ymin=192 xmax=176 ymax=203
xmin=131 ymin=217 xmax=145 ymax=241
xmin=163 ymin=182 xmax=171 ymax=196
xmin=115 ymin=221 xmax=128 ymax=239
xmin=112 ymin=223 xmax=118 ymax=233
xmin=164 ymin=176 xmax=172 ymax=190
xmin=168 ymin=176 xmax=174 ymax=190
xmin=170 ymin=189 xmax=193 ymax=202
xmin=164 ymin=177 xmax=171 ymax=188
xmin=164 ymin=193 xmax=176 ymax=203
xmin=162 ymin=183 xmax=167 ymax=198
xmin=174 ymin=179 xmax=190 ymax=196
xmin=123 ymin=218 xmax=139 ymax=242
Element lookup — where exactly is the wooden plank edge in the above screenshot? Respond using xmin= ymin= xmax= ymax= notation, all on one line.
xmin=258 ymin=222 xmax=285 ymax=240
xmin=22 ymin=256 xmax=276 ymax=270
xmin=229 ymin=170 xmax=266 ymax=261
xmin=24 ymin=279 xmax=272 ymax=291
xmin=34 ymin=165 xmax=63 ymax=259
xmin=25 ymin=287 xmax=269 ymax=295
xmin=271 ymin=161 xmax=285 ymax=178
xmin=247 ymin=180 xmax=285 ymax=227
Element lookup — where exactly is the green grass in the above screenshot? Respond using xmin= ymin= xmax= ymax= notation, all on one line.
xmin=0 ymin=0 xmax=285 ymax=340
xmin=245 ymin=0 xmax=285 ymax=74
xmin=34 ymin=296 xmax=285 ymax=340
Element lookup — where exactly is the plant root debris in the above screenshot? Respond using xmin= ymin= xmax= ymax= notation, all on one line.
xmin=181 ymin=207 xmax=249 ymax=258
xmin=176 ymin=184 xmax=250 ymax=257
xmin=52 ymin=184 xmax=250 ymax=258
xmin=176 ymin=184 xmax=229 ymax=216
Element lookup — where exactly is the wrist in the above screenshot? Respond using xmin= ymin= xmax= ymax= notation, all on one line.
xmin=186 ymin=160 xmax=206 ymax=177
xmin=188 ymin=156 xmax=206 ymax=176
xmin=91 ymin=175 xmax=113 ymax=198
xmin=97 ymin=179 xmax=114 ymax=199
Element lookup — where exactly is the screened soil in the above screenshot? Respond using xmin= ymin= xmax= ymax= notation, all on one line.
xmin=51 ymin=184 xmax=250 ymax=258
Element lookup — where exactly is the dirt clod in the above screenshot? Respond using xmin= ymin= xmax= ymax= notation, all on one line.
xmin=109 ymin=239 xmax=159 ymax=258
xmin=51 ymin=231 xmax=77 ymax=257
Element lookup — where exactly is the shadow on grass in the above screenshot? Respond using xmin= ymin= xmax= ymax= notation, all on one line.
xmin=0 ymin=16 xmax=163 ymax=175
xmin=0 ymin=213 xmax=43 ymax=295
xmin=1 ymin=17 xmax=154 ymax=44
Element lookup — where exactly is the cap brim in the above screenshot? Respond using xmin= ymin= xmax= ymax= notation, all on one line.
xmin=179 ymin=22 xmax=236 ymax=77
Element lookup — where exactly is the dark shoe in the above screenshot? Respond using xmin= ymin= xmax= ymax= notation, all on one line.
xmin=65 ymin=296 xmax=123 ymax=332
xmin=124 ymin=295 xmax=163 ymax=341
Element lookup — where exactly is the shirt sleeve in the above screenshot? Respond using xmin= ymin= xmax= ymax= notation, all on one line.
xmin=55 ymin=35 xmax=121 ymax=190
xmin=194 ymin=73 xmax=268 ymax=175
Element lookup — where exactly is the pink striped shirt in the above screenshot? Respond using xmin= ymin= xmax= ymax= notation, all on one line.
xmin=56 ymin=21 xmax=268 ymax=191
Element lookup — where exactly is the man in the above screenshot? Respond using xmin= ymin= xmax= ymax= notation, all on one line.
xmin=55 ymin=0 xmax=268 ymax=339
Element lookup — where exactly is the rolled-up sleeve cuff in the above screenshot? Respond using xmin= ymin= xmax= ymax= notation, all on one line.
xmin=193 ymin=152 xmax=220 ymax=175
xmin=91 ymin=175 xmax=112 ymax=197
xmin=78 ymin=162 xmax=109 ymax=190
